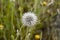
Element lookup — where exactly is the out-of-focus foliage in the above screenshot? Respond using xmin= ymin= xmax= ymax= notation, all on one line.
xmin=0 ymin=0 xmax=60 ymax=40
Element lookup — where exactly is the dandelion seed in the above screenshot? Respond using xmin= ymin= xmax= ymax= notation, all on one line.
xmin=21 ymin=12 xmax=37 ymax=27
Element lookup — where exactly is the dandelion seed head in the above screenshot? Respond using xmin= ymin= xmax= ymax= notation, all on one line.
xmin=22 ymin=12 xmax=37 ymax=27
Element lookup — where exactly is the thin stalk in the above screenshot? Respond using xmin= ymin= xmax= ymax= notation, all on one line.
xmin=33 ymin=0 xmax=38 ymax=12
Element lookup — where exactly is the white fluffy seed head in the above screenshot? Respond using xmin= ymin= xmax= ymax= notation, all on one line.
xmin=21 ymin=12 xmax=37 ymax=27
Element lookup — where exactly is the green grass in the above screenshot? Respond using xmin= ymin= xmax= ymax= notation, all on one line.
xmin=0 ymin=0 xmax=60 ymax=40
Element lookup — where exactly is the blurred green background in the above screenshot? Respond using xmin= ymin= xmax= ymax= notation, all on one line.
xmin=0 ymin=0 xmax=60 ymax=40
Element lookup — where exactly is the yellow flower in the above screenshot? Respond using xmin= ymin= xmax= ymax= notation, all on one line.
xmin=18 ymin=7 xmax=23 ymax=11
xmin=41 ymin=1 xmax=47 ymax=6
xmin=35 ymin=34 xmax=40 ymax=39
xmin=0 ymin=24 xmax=4 ymax=30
